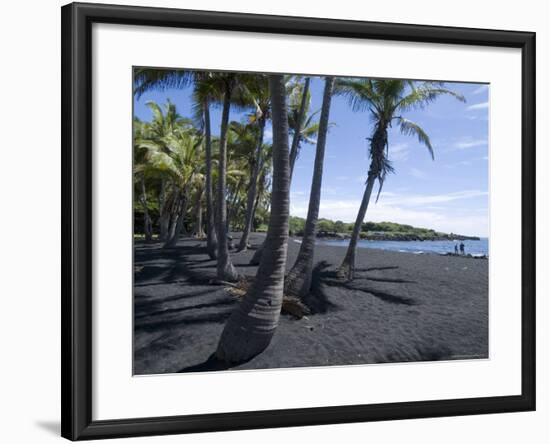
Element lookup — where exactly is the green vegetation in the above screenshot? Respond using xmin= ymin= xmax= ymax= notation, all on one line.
xmin=288 ymin=216 xmax=478 ymax=241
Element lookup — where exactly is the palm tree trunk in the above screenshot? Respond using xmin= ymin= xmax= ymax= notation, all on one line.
xmin=285 ymin=77 xmax=334 ymax=298
xmin=194 ymin=188 xmax=205 ymax=238
xmin=216 ymin=81 xmax=239 ymax=281
xmin=338 ymin=118 xmax=389 ymax=281
xmin=204 ymin=102 xmax=218 ymax=259
xmin=289 ymin=77 xmax=310 ymax=182
xmin=164 ymin=189 xmax=189 ymax=248
xmin=139 ymin=174 xmax=153 ymax=242
xmin=158 ymin=179 xmax=169 ymax=241
xmin=249 ymin=77 xmax=310 ymax=263
xmin=227 ymin=177 xmax=243 ymax=231
xmin=337 ymin=173 xmax=376 ymax=280
xmin=252 ymin=185 xmax=262 ymax=230
xmin=163 ymin=188 xmax=180 ymax=244
xmin=238 ymin=117 xmax=266 ymax=251
xmin=216 ymin=74 xmax=290 ymax=363
xmin=247 ymin=175 xmax=269 ymax=265
xmin=248 ymin=176 xmax=269 ymax=264
xmin=249 ymin=240 xmax=264 ymax=265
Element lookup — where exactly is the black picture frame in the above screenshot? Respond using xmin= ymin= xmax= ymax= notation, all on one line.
xmin=61 ymin=2 xmax=536 ymax=440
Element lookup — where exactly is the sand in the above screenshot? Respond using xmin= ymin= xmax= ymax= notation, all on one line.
xmin=133 ymin=233 xmax=488 ymax=375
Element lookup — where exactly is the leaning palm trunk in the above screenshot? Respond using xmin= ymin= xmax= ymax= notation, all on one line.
xmin=216 ymin=83 xmax=239 ymax=281
xmin=337 ymin=174 xmax=376 ymax=280
xmin=139 ymin=175 xmax=153 ymax=242
xmin=338 ymin=121 xmax=389 ymax=280
xmin=285 ymin=77 xmax=334 ymax=298
xmin=216 ymin=75 xmax=290 ymax=363
xmin=289 ymin=77 xmax=310 ymax=181
xmin=204 ymin=102 xmax=218 ymax=258
xmin=238 ymin=118 xmax=266 ymax=251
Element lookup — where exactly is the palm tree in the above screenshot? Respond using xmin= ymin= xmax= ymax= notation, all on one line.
xmin=133 ymin=118 xmax=153 ymax=241
xmin=134 ymin=172 xmax=153 ymax=241
xmin=134 ymin=101 xmax=193 ymax=242
xmin=289 ymin=105 xmax=321 ymax=182
xmin=216 ymin=74 xmax=291 ymax=363
xmin=192 ymin=72 xmax=219 ymax=258
xmin=248 ymin=79 xmax=320 ymax=266
xmin=162 ymin=130 xmax=203 ymax=247
xmin=192 ymin=177 xmax=205 ymax=238
xmin=335 ymin=79 xmax=465 ymax=280
xmin=285 ymin=76 xmax=334 ymax=299
xmin=135 ymin=106 xmax=202 ymax=248
xmin=288 ymin=76 xmax=314 ymax=180
xmin=209 ymin=73 xmax=241 ymax=281
xmin=134 ymin=68 xmax=219 ymax=257
xmin=225 ymin=121 xmax=260 ymax=230
xmin=238 ymin=75 xmax=271 ymax=251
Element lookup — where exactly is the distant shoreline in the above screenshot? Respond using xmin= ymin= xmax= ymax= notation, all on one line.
xmin=314 ymin=231 xmax=481 ymax=242
xmin=296 ymin=237 xmax=489 ymax=259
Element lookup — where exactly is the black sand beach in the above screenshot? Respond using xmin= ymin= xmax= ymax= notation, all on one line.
xmin=134 ymin=233 xmax=488 ymax=375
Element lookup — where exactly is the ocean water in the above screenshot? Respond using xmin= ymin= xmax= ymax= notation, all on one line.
xmin=315 ymin=237 xmax=489 ymax=256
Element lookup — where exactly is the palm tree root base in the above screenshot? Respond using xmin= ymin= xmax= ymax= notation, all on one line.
xmin=337 ymin=262 xmax=354 ymax=281
xmin=226 ymin=278 xmax=310 ymax=319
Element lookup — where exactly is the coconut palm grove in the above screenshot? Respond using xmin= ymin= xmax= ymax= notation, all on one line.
xmin=133 ymin=68 xmax=489 ymax=374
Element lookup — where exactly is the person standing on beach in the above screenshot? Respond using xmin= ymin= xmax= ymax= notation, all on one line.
xmin=454 ymin=244 xmax=459 ymax=255
xmin=460 ymin=242 xmax=465 ymax=255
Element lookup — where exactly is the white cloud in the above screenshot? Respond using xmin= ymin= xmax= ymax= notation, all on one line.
xmin=389 ymin=142 xmax=409 ymax=162
xmin=472 ymin=85 xmax=489 ymax=95
xmin=321 ymin=186 xmax=341 ymax=196
xmin=453 ymin=138 xmax=488 ymax=149
xmin=289 ymin=189 xmax=489 ymax=236
xmin=467 ymin=101 xmax=489 ymax=111
xmin=409 ymin=167 xmax=426 ymax=179
xmin=381 ymin=190 xmax=487 ymax=206
xmin=263 ymin=128 xmax=273 ymax=141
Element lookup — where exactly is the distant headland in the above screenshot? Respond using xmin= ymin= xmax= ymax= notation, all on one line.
xmin=285 ymin=216 xmax=481 ymax=242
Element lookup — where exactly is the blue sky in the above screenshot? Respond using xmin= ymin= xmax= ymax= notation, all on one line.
xmin=134 ymin=76 xmax=489 ymax=237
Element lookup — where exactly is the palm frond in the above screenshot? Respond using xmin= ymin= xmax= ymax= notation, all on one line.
xmin=334 ymin=78 xmax=378 ymax=113
xmin=396 ymin=83 xmax=465 ymax=113
xmin=374 ymin=156 xmax=394 ymax=203
xmin=134 ymin=68 xmax=194 ymax=99
xmin=397 ymin=117 xmax=434 ymax=159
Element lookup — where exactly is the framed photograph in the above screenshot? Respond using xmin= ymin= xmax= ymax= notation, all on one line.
xmin=61 ymin=2 xmax=535 ymax=440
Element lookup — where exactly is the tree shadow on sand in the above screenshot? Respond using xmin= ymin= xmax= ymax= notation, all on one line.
xmin=305 ymin=261 xmax=339 ymax=314
xmin=314 ymin=261 xmax=418 ymax=306
xmin=136 ymin=242 xmax=229 ymax=288
xmin=135 ymin=309 xmax=234 ymax=334
xmin=135 ymin=297 xmax=236 ymax=320
xmin=177 ymin=352 xmax=260 ymax=373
